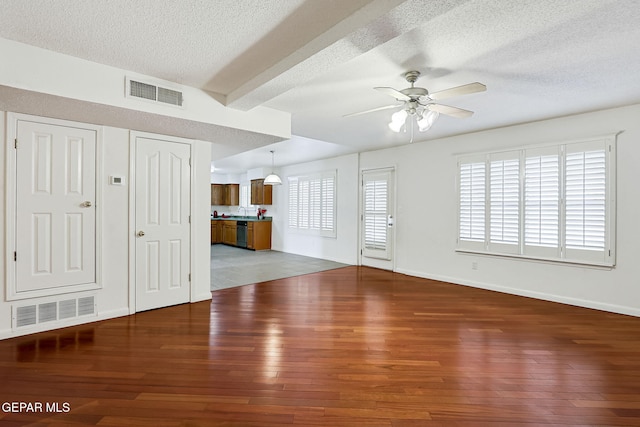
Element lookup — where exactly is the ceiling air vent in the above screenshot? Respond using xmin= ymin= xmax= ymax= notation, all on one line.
xmin=127 ymin=78 xmax=184 ymax=107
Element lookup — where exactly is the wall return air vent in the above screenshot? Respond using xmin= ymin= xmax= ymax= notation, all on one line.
xmin=126 ymin=78 xmax=184 ymax=107
xmin=13 ymin=295 xmax=96 ymax=329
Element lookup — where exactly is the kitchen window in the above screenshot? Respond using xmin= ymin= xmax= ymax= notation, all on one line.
xmin=240 ymin=182 xmax=252 ymax=209
xmin=457 ymin=135 xmax=616 ymax=266
xmin=288 ymin=170 xmax=337 ymax=237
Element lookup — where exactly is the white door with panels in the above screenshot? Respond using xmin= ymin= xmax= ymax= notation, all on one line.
xmin=361 ymin=168 xmax=395 ymax=270
xmin=14 ymin=120 xmax=97 ymax=296
xmin=135 ymin=136 xmax=191 ymax=312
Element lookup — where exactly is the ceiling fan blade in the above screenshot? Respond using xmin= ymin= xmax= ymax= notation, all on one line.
xmin=429 ymin=82 xmax=486 ymax=101
xmin=374 ymin=87 xmax=411 ymax=101
xmin=343 ymin=104 xmax=400 ymax=118
xmin=429 ymin=103 xmax=474 ymax=118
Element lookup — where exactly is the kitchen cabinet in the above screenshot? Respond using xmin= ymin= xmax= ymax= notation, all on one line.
xmin=213 ymin=219 xmax=271 ymax=250
xmin=225 ymin=184 xmax=239 ymax=206
xmin=247 ymin=221 xmax=271 ymax=250
xmin=211 ymin=220 xmax=222 ymax=244
xmin=251 ymin=179 xmax=272 ymax=205
xmin=211 ymin=184 xmax=224 ymax=205
xmin=211 ymin=183 xmax=239 ymax=206
xmin=222 ymin=221 xmax=237 ymax=245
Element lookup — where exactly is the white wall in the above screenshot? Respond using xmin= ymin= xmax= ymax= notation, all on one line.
xmin=359 ymin=104 xmax=640 ymax=316
xmin=272 ymin=153 xmax=359 ymax=264
xmin=0 ymin=113 xmax=212 ymax=339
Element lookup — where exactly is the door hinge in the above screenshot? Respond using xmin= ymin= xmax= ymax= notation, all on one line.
xmin=14 ymin=139 xmax=17 ymax=149
xmin=14 ymin=251 xmax=17 ymax=261
xmin=188 ymin=273 xmax=191 ymax=282
xmin=189 ymin=215 xmax=191 ymax=223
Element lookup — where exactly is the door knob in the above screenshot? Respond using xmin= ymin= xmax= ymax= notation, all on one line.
xmin=137 ymin=231 xmax=145 ymax=237
xmin=81 ymin=201 xmax=92 ymax=207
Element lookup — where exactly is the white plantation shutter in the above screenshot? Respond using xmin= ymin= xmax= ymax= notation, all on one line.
xmin=299 ymin=179 xmax=310 ymax=228
xmin=489 ymin=154 xmax=519 ymax=253
xmin=459 ymin=161 xmax=486 ymax=244
xmin=564 ymin=141 xmax=608 ymax=263
xmin=309 ymin=178 xmax=321 ymax=229
xmin=321 ymin=174 xmax=335 ymax=232
xmin=457 ymin=135 xmax=615 ymax=266
xmin=524 ymin=148 xmax=560 ymax=258
xmin=364 ymin=180 xmax=387 ymax=250
xmin=288 ymin=171 xmax=337 ymax=237
xmin=362 ymin=169 xmax=391 ymax=259
xmin=288 ymin=177 xmax=298 ymax=228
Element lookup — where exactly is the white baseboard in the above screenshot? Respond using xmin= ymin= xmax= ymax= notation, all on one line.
xmin=191 ymin=292 xmax=213 ymax=303
xmin=395 ymin=268 xmax=640 ymax=318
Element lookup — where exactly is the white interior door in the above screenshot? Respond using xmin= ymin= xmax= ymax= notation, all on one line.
xmin=135 ymin=137 xmax=191 ymax=311
xmin=15 ymin=120 xmax=96 ymax=295
xmin=361 ymin=168 xmax=395 ymax=270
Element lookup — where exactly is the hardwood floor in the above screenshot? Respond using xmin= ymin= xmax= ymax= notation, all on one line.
xmin=1 ymin=266 xmax=640 ymax=426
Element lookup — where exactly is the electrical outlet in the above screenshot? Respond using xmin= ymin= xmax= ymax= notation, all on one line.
xmin=471 ymin=261 xmax=478 ymax=270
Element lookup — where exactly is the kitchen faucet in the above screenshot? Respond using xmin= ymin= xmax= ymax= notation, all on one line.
xmin=237 ymin=207 xmax=247 ymax=216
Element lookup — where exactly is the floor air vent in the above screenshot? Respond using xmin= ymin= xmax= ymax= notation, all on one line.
xmin=127 ymin=78 xmax=183 ymax=107
xmin=14 ymin=296 xmax=96 ymax=329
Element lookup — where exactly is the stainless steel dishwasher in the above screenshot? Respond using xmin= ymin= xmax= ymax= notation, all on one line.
xmin=236 ymin=221 xmax=248 ymax=248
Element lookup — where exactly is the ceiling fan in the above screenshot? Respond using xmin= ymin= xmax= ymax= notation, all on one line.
xmin=345 ymin=70 xmax=486 ymax=137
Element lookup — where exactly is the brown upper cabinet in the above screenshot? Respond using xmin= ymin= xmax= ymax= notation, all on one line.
xmin=211 ymin=183 xmax=239 ymax=206
xmin=250 ymin=179 xmax=272 ymax=205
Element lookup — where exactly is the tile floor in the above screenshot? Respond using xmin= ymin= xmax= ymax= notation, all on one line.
xmin=210 ymin=244 xmax=350 ymax=291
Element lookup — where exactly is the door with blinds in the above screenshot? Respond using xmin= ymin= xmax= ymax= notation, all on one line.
xmin=361 ymin=168 xmax=394 ymax=270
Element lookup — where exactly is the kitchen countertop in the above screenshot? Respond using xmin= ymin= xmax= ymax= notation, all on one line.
xmin=211 ymin=216 xmax=272 ymax=222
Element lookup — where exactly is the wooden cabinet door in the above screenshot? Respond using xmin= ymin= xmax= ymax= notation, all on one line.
xmin=211 ymin=221 xmax=223 ymax=244
xmin=226 ymin=184 xmax=239 ymax=206
xmin=211 ymin=184 xmax=224 ymax=205
xmin=222 ymin=221 xmax=237 ymax=245
xmin=250 ymin=179 xmax=273 ymax=205
xmin=247 ymin=223 xmax=254 ymax=249
xmin=252 ymin=221 xmax=272 ymax=250
xmin=216 ymin=221 xmax=223 ymax=243
xmin=251 ymin=179 xmax=262 ymax=205
xmin=262 ymin=183 xmax=272 ymax=205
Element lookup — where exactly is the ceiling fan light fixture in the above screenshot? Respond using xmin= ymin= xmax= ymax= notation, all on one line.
xmin=417 ymin=109 xmax=439 ymax=132
xmin=388 ymin=109 xmax=408 ymax=132
xmin=264 ymin=150 xmax=282 ymax=185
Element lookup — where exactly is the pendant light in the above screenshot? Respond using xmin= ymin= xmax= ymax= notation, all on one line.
xmin=263 ymin=150 xmax=282 ymax=185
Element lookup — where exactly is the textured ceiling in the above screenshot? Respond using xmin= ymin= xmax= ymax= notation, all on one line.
xmin=1 ymin=0 xmax=640 ymax=173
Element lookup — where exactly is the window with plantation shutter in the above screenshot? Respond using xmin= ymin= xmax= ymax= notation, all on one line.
xmin=564 ymin=142 xmax=607 ymax=263
xmin=321 ymin=175 xmax=335 ymax=232
xmin=240 ymin=183 xmax=251 ymax=208
xmin=288 ymin=170 xmax=336 ymax=237
xmin=457 ymin=135 xmax=616 ymax=266
xmin=524 ymin=148 xmax=559 ymax=258
xmin=288 ymin=177 xmax=298 ymax=228
xmin=489 ymin=154 xmax=519 ymax=253
xmin=299 ymin=179 xmax=310 ymax=229
xmin=459 ymin=161 xmax=485 ymax=244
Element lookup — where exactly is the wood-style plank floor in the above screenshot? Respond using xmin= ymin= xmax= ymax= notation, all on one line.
xmin=1 ymin=266 xmax=640 ymax=426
